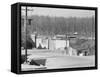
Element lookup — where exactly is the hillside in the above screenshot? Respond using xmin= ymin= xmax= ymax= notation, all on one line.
xmin=21 ymin=15 xmax=95 ymax=36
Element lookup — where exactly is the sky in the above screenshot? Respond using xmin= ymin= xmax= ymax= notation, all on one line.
xmin=21 ymin=6 xmax=95 ymax=18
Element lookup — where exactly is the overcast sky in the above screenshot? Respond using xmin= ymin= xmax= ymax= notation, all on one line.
xmin=21 ymin=6 xmax=95 ymax=18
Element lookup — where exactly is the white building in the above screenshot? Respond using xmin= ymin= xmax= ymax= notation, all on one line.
xmin=49 ymin=39 xmax=67 ymax=50
xmin=31 ymin=34 xmax=77 ymax=56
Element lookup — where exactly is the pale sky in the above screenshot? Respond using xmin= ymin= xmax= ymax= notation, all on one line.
xmin=21 ymin=6 xmax=95 ymax=18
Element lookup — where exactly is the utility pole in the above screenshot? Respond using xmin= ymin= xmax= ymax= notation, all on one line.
xmin=66 ymin=34 xmax=68 ymax=55
xmin=24 ymin=6 xmax=28 ymax=63
xmin=23 ymin=7 xmax=33 ymax=63
xmin=48 ymin=37 xmax=49 ymax=49
xmin=66 ymin=33 xmax=70 ymax=55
